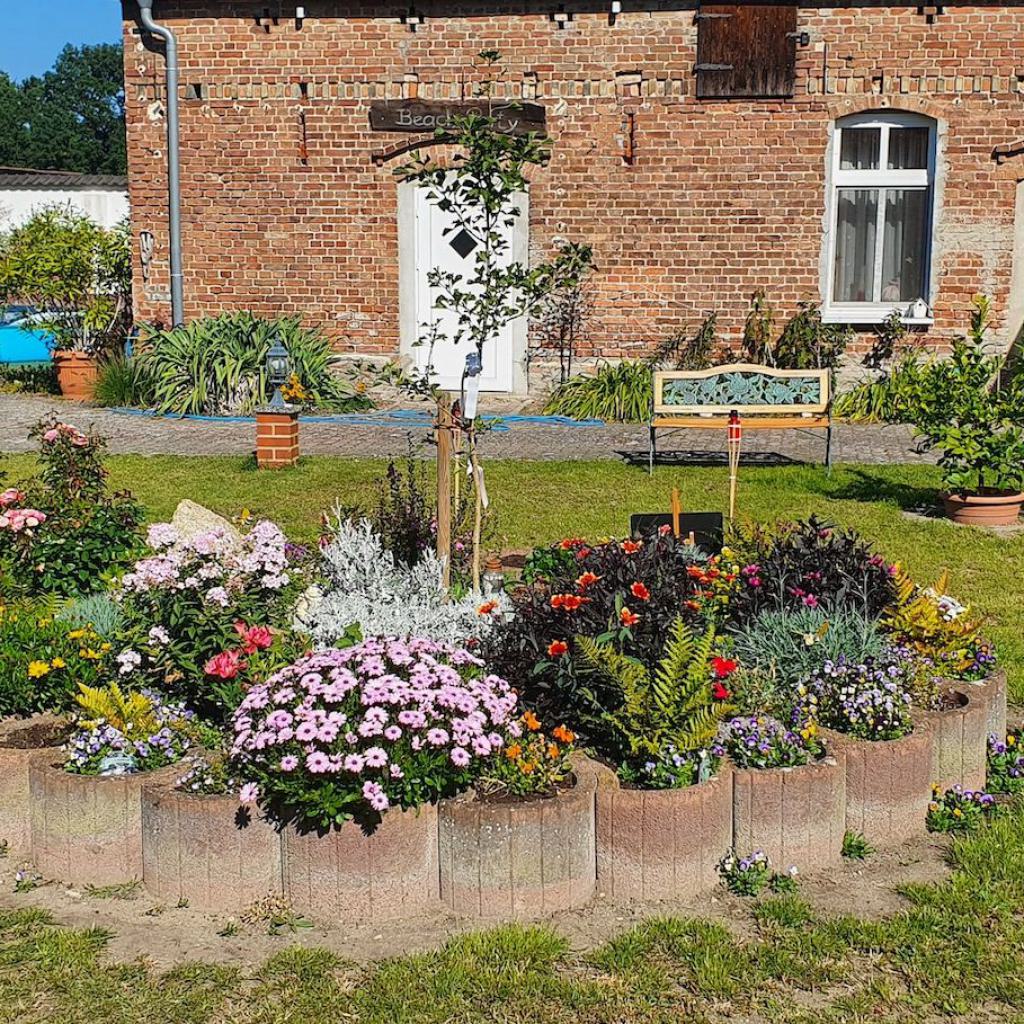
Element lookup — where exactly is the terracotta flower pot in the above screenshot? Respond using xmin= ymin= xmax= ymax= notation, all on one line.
xmin=941 ymin=491 xmax=1023 ymax=527
xmin=731 ymin=754 xmax=846 ymax=872
xmin=0 ymin=714 xmax=68 ymax=859
xmin=593 ymin=758 xmax=733 ymax=901
xmin=283 ymin=805 xmax=441 ymax=923
xmin=29 ymin=759 xmax=183 ymax=886
xmin=53 ymin=350 xmax=99 ymax=401
xmin=916 ymin=689 xmax=988 ymax=793
xmin=821 ymin=727 xmax=933 ymax=847
xmin=439 ymin=775 xmax=596 ymax=918
xmin=141 ymin=782 xmax=284 ymax=912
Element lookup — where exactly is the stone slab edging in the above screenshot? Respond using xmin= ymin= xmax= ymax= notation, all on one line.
xmin=950 ymin=669 xmax=1007 ymax=744
xmin=438 ymin=772 xmax=597 ymax=919
xmin=821 ymin=726 xmax=933 ymax=847
xmin=592 ymin=758 xmax=733 ymax=901
xmin=29 ymin=759 xmax=182 ymax=887
xmin=141 ymin=781 xmax=284 ymax=912
xmin=918 ymin=689 xmax=988 ymax=793
xmin=730 ymin=754 xmax=846 ymax=872
xmin=282 ymin=805 xmax=441 ymax=923
xmin=0 ymin=714 xmax=66 ymax=860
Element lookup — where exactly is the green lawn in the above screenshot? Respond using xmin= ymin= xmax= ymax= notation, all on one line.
xmin=4 ymin=453 xmax=1021 ymax=701
xmin=1 ymin=800 xmax=1023 ymax=1023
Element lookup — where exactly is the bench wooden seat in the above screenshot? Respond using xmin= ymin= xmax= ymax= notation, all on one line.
xmin=649 ymin=363 xmax=833 ymax=472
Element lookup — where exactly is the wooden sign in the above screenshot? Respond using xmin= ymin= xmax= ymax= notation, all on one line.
xmin=369 ymin=100 xmax=546 ymax=137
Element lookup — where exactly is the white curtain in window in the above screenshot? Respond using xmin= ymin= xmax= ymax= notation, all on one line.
xmin=833 ymin=188 xmax=878 ymax=303
xmin=881 ymin=190 xmax=928 ymax=302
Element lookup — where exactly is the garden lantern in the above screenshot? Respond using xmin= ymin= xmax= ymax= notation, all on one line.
xmin=266 ymin=337 xmax=291 ymax=410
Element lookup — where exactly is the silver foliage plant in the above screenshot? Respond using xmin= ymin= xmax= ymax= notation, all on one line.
xmin=300 ymin=514 xmax=507 ymax=648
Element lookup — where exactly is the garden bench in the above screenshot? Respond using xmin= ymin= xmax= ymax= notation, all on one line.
xmin=649 ymin=363 xmax=832 ymax=472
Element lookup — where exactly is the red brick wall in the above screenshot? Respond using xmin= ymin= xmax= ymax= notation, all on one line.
xmin=121 ymin=2 xmax=1024 ymax=379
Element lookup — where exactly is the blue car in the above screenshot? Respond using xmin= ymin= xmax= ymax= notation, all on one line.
xmin=0 ymin=306 xmax=55 ymax=364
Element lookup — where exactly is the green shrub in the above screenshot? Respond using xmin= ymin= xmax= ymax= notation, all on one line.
xmin=0 ymin=363 xmax=60 ymax=395
xmin=728 ymin=607 xmax=886 ymax=685
xmin=57 ymin=593 xmax=124 ymax=639
xmin=93 ymin=352 xmax=156 ymax=408
xmin=0 ymin=600 xmax=111 ymax=716
xmin=134 ymin=312 xmax=371 ymax=416
xmin=544 ymin=360 xmax=651 ymax=423
xmin=833 ymin=354 xmax=934 ymax=424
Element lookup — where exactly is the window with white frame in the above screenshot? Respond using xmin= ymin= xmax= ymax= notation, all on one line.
xmin=825 ymin=111 xmax=936 ymax=323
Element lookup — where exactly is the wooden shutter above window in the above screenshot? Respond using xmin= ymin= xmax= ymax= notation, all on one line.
xmin=695 ymin=4 xmax=798 ymax=100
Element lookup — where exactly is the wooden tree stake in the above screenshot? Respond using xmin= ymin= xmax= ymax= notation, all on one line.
xmin=436 ymin=393 xmax=453 ymax=593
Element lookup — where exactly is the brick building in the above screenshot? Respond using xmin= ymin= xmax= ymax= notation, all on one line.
xmin=121 ymin=2 xmax=1024 ymax=393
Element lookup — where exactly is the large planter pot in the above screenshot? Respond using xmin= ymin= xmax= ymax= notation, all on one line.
xmin=594 ymin=760 xmax=732 ymax=901
xmin=53 ymin=350 xmax=99 ymax=401
xmin=141 ymin=782 xmax=283 ymax=912
xmin=822 ymin=727 xmax=933 ymax=847
xmin=439 ymin=776 xmax=596 ymax=919
xmin=0 ymin=714 xmax=67 ymax=859
xmin=941 ymin=669 xmax=1007 ymax=744
xmin=29 ymin=759 xmax=182 ymax=886
xmin=283 ymin=805 xmax=440 ymax=923
xmin=731 ymin=754 xmax=846 ymax=872
xmin=917 ymin=689 xmax=988 ymax=793
xmin=941 ymin=491 xmax=1023 ymax=527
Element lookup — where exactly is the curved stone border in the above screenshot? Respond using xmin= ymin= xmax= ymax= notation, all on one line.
xmin=822 ymin=726 xmax=933 ymax=847
xmin=141 ymin=782 xmax=283 ymax=911
xmin=29 ymin=759 xmax=181 ymax=886
xmin=439 ymin=777 xmax=596 ymax=918
xmin=0 ymin=715 xmax=66 ymax=859
xmin=950 ymin=669 xmax=1007 ymax=743
xmin=731 ymin=755 xmax=845 ymax=871
xmin=283 ymin=805 xmax=440 ymax=923
xmin=594 ymin=760 xmax=732 ymax=901
xmin=918 ymin=689 xmax=988 ymax=792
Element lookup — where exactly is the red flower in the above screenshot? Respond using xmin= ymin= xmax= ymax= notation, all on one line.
xmin=576 ymin=571 xmax=601 ymax=590
xmin=620 ymin=607 xmax=640 ymax=627
xmin=204 ymin=649 xmax=247 ymax=680
xmin=234 ymin=622 xmax=274 ymax=654
xmin=547 ymin=640 xmax=569 ymax=658
xmin=711 ymin=656 xmax=739 ymax=679
xmin=559 ymin=537 xmax=586 ymax=550
xmin=629 ymin=581 xmax=650 ymax=601
xmin=684 ymin=599 xmax=701 ymax=612
xmin=658 ymin=523 xmax=673 ymax=536
xmin=620 ymin=540 xmax=642 ymax=554
xmin=477 ymin=600 xmax=500 ymax=616
xmin=551 ymin=593 xmax=587 ymax=612
xmin=712 ymin=682 xmax=731 ymax=701
xmin=575 ymin=547 xmax=591 ymax=561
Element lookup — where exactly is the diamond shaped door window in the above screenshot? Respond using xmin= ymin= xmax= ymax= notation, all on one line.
xmin=449 ymin=229 xmax=478 ymax=259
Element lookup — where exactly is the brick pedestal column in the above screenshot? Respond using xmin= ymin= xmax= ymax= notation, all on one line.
xmin=256 ymin=409 xmax=299 ymax=468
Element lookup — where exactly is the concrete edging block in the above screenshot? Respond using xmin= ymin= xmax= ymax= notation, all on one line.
xmin=141 ymin=781 xmax=284 ymax=911
xmin=918 ymin=688 xmax=988 ymax=792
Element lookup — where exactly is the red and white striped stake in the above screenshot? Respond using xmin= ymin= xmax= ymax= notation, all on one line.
xmin=727 ymin=410 xmax=743 ymax=521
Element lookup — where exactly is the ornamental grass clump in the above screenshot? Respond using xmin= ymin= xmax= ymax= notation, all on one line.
xmin=716 ymin=714 xmax=823 ymax=770
xmin=64 ymin=683 xmax=196 ymax=776
xmin=926 ymin=784 xmax=998 ymax=834
xmin=805 ymin=656 xmax=913 ymax=741
xmin=231 ymin=637 xmax=519 ymax=831
xmin=987 ymin=731 xmax=1024 ymax=795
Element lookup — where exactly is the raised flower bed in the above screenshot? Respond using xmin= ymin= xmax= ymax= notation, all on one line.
xmin=723 ymin=717 xmax=846 ymax=872
xmin=917 ymin=688 xmax=988 ymax=793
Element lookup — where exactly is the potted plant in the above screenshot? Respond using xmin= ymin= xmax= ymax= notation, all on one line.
xmin=909 ymin=296 xmax=1024 ymax=526
xmin=0 ymin=208 xmax=132 ymax=400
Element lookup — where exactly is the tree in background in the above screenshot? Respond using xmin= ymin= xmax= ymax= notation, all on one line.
xmin=0 ymin=44 xmax=126 ymax=176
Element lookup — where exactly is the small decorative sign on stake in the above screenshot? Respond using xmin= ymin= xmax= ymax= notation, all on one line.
xmin=630 ymin=486 xmax=724 ymax=552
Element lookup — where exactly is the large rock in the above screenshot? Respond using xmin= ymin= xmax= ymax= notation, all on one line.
xmin=170 ymin=500 xmax=243 ymax=548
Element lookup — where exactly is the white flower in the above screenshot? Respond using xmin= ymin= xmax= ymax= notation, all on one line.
xmin=205 ymin=587 xmax=230 ymax=607
xmin=116 ymin=650 xmax=142 ymax=676
xmin=148 ymin=626 xmax=171 ymax=646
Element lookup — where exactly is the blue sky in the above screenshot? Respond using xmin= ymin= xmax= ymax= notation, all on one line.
xmin=0 ymin=0 xmax=121 ymax=82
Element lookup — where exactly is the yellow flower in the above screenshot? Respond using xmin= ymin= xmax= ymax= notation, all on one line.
xmin=928 ymin=801 xmax=939 ymax=812
xmin=28 ymin=661 xmax=51 ymax=678
xmin=67 ymin=629 xmax=86 ymax=641
xmin=952 ymin=808 xmax=963 ymax=818
xmin=1008 ymin=735 xmax=1016 ymax=747
xmin=101 ymin=643 xmax=112 ymax=652
xmin=50 ymin=657 xmax=66 ymax=669
xmin=80 ymin=649 xmax=102 ymax=661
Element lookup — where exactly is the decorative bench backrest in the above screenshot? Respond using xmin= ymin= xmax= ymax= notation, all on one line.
xmin=653 ymin=363 xmax=831 ymax=416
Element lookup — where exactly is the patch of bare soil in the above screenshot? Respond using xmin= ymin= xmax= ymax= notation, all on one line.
xmin=0 ymin=833 xmax=951 ymax=969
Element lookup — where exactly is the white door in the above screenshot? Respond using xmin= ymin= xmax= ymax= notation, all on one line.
xmin=411 ymin=183 xmax=523 ymax=392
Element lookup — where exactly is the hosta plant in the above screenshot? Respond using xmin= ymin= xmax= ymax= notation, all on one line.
xmin=231 ymin=637 xmax=519 ymax=830
xmin=576 ymin=617 xmax=735 ymax=782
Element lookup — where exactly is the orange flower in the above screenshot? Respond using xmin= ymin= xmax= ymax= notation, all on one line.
xmin=552 ymin=725 xmax=575 ymax=744
xmin=620 ymin=607 xmax=640 ymax=627
xmin=505 ymin=743 xmax=523 ymax=759
xmin=477 ymin=600 xmax=499 ymax=616
xmin=521 ymin=762 xmax=536 ymax=775
xmin=523 ymin=710 xmax=542 ymax=732
xmin=551 ymin=593 xmax=587 ymax=612
xmin=547 ymin=744 xmax=561 ymax=759
xmin=559 ymin=537 xmax=586 ymax=550
xmin=620 ymin=539 xmax=642 ymax=554
xmin=684 ymin=599 xmax=702 ymax=612
xmin=547 ymin=639 xmax=569 ymax=658
xmin=687 ymin=565 xmax=706 ymax=580
xmin=576 ymin=571 xmax=601 ymax=590
xmin=629 ymin=581 xmax=650 ymax=601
